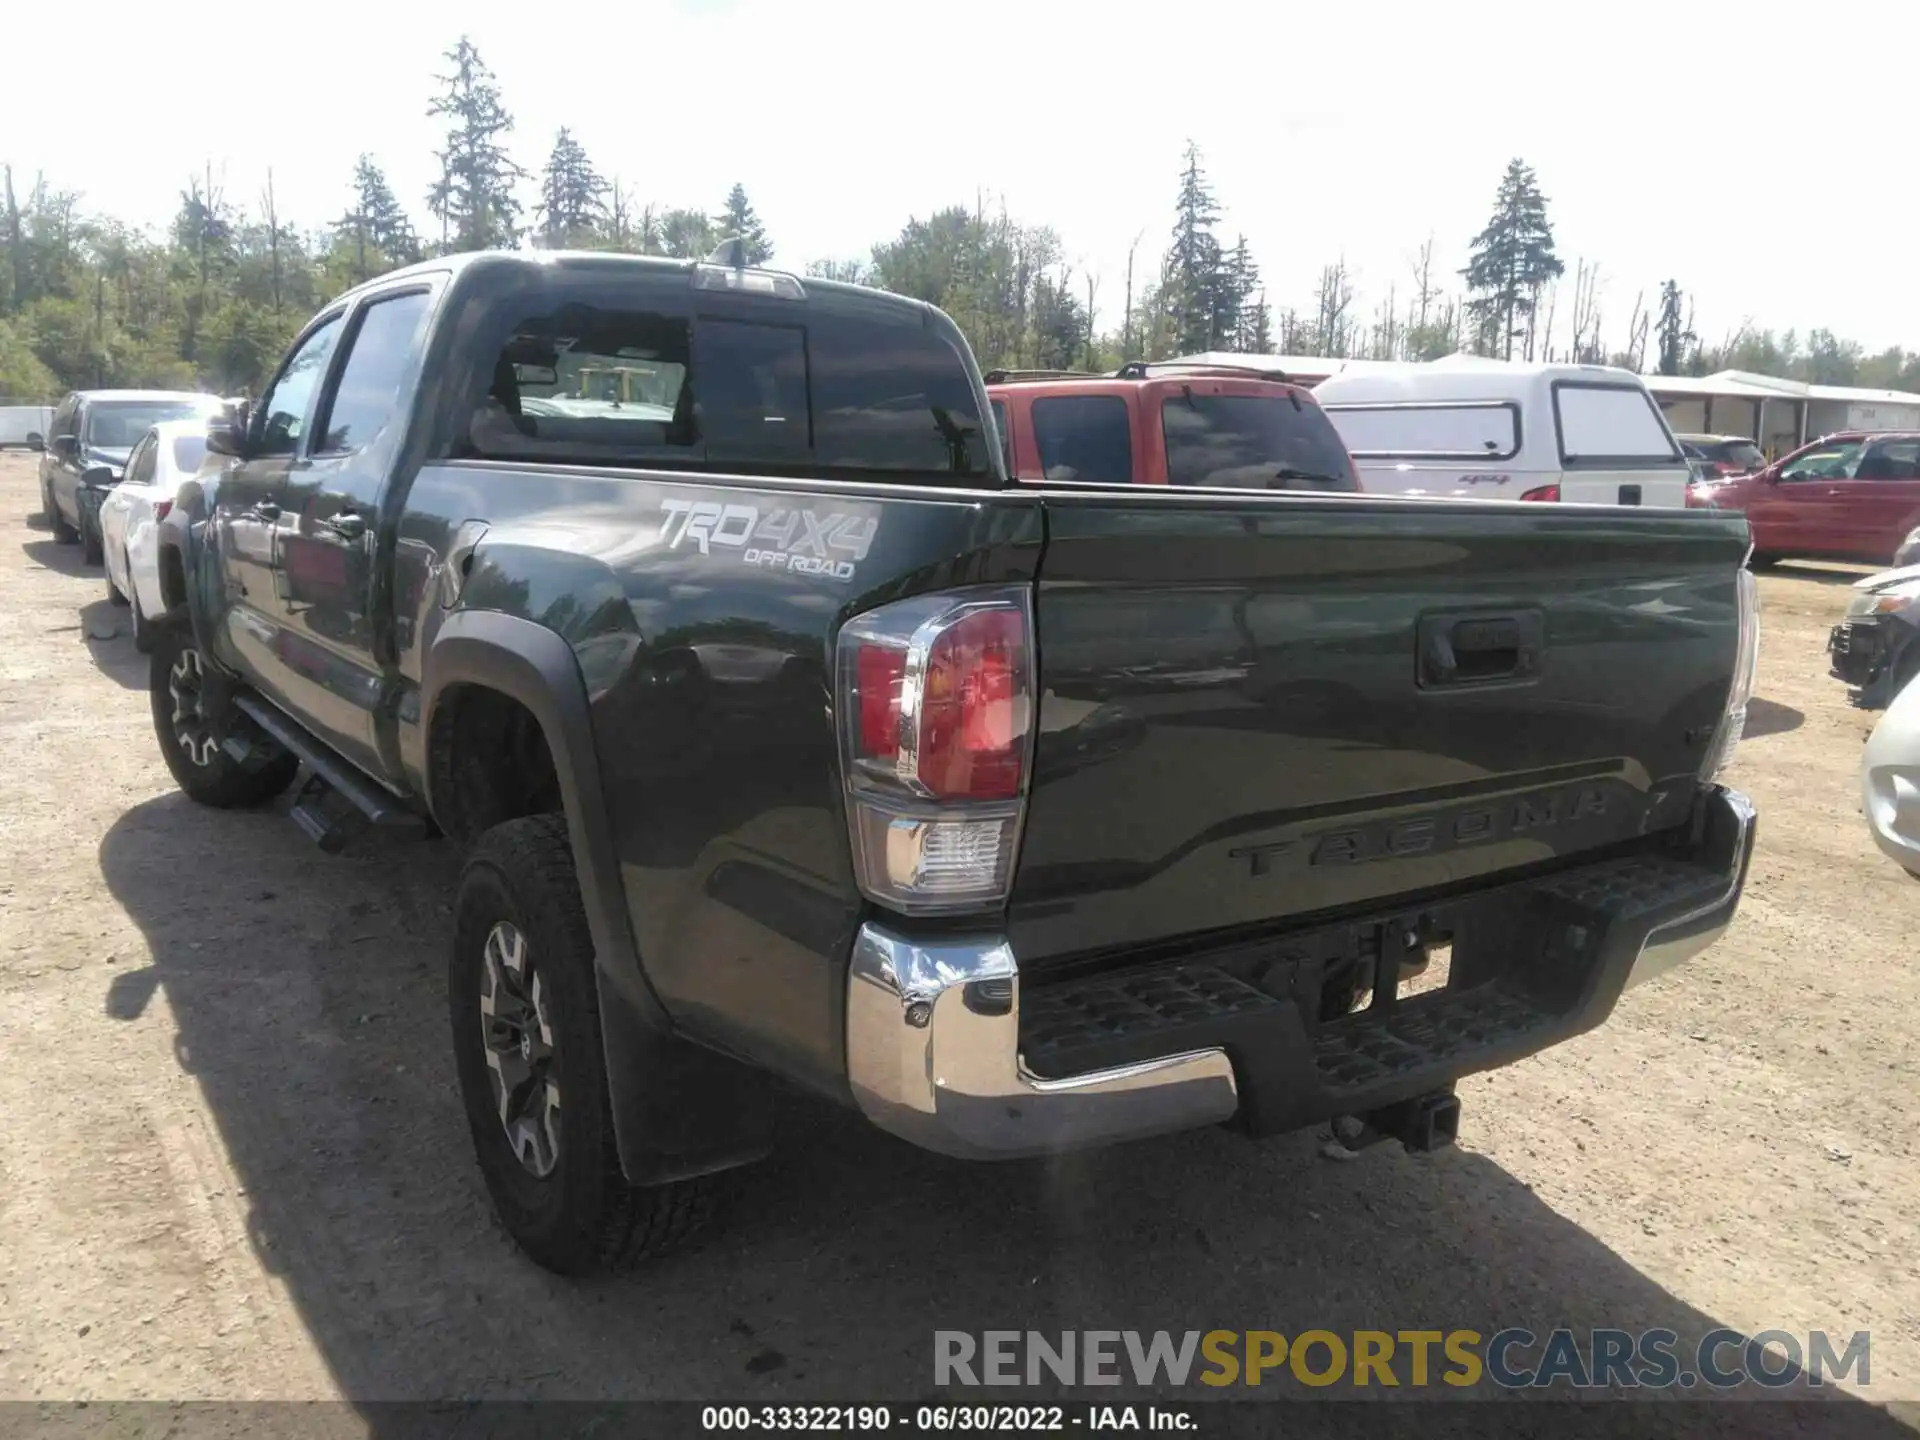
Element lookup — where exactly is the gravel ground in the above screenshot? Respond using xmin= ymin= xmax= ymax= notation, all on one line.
xmin=0 ymin=452 xmax=1914 ymax=1435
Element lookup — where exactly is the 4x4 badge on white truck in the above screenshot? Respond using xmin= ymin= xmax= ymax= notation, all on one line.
xmin=657 ymin=497 xmax=878 ymax=582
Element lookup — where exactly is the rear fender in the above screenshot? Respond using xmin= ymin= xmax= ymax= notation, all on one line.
xmin=423 ymin=608 xmax=774 ymax=1186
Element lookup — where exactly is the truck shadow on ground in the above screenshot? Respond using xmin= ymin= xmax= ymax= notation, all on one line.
xmin=94 ymin=795 xmax=1908 ymax=1437
xmin=1743 ymin=697 xmax=1806 ymax=739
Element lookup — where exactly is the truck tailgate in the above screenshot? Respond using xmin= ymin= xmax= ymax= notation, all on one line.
xmin=1010 ymin=493 xmax=1752 ymax=967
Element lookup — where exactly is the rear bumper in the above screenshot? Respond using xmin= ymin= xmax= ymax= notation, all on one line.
xmin=845 ymin=786 xmax=1754 ymax=1160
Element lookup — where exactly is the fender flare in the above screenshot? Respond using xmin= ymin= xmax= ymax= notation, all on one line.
xmin=423 ymin=609 xmax=773 ymax=1185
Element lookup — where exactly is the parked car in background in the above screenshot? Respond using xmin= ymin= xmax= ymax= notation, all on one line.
xmin=1686 ymin=430 xmax=1920 ymax=566
xmin=99 ymin=420 xmax=210 ymax=652
xmin=1314 ymin=358 xmax=1692 ymax=506
xmin=984 ymin=361 xmax=1361 ymax=490
xmin=0 ymin=403 xmax=53 ymax=448
xmin=35 ymin=389 xmax=222 ymax=562
xmin=1862 ymin=668 xmax=1920 ymax=877
xmin=1677 ymin=433 xmax=1767 ymax=479
xmin=1829 ymin=564 xmax=1920 ymax=709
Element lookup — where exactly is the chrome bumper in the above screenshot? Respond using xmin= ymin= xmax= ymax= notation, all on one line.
xmin=845 ymin=786 xmax=1755 ymax=1160
xmin=1621 ymin=786 xmax=1755 ymax=991
xmin=845 ymin=927 xmax=1238 ymax=1160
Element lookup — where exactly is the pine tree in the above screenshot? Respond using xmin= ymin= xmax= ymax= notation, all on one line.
xmin=425 ymin=37 xmax=527 ymax=252
xmin=1167 ymin=142 xmax=1226 ymax=354
xmin=714 ymin=183 xmax=771 ymax=264
xmin=1655 ymin=279 xmax=1694 ymax=376
xmin=335 ymin=156 xmax=420 ymax=284
xmin=1461 ymin=159 xmax=1564 ymax=360
xmin=1222 ymin=235 xmax=1265 ymax=351
xmin=535 ymin=129 xmax=609 ymax=248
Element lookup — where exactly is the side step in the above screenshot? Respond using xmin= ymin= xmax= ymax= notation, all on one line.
xmin=231 ymin=694 xmax=428 ymax=848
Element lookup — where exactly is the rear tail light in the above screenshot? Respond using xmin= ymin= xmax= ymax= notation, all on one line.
xmin=1700 ymin=568 xmax=1760 ymax=782
xmin=836 ymin=586 xmax=1035 ymax=915
xmin=153 ymin=500 xmax=172 ymax=522
xmin=1519 ymin=484 xmax=1560 ymax=502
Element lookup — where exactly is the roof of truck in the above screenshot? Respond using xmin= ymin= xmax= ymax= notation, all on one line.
xmin=1313 ymin=357 xmax=1656 ymax=405
xmin=327 ymin=247 xmax=900 ymax=313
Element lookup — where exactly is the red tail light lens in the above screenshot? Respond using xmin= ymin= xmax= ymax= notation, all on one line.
xmin=1519 ymin=484 xmax=1561 ymax=502
xmin=838 ymin=588 xmax=1035 ymax=914
xmin=153 ymin=500 xmax=173 ymax=522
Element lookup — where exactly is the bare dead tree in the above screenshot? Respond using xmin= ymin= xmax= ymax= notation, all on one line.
xmin=261 ymin=169 xmax=283 ymax=316
xmin=1085 ymin=271 xmax=1099 ymax=369
xmin=1537 ymin=281 xmax=1559 ymax=362
xmin=1623 ymin=290 xmax=1649 ymax=371
xmin=1313 ymin=259 xmax=1355 ymax=358
xmin=1121 ymin=230 xmax=1141 ymax=360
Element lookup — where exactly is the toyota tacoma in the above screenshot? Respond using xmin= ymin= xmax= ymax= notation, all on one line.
xmin=147 ymin=245 xmax=1761 ymax=1275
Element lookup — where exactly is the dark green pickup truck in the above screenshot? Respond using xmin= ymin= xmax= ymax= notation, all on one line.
xmin=148 ymin=247 xmax=1760 ymax=1275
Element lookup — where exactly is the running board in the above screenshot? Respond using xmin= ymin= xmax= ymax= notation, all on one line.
xmin=231 ymin=694 xmax=425 ymax=833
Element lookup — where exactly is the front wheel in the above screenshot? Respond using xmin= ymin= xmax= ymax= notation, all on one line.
xmin=80 ymin=511 xmax=104 ymax=565
xmin=148 ymin=628 xmax=299 ymax=806
xmin=451 ymin=814 xmax=710 ymax=1274
xmin=51 ymin=501 xmax=77 ymax=545
xmin=128 ymin=576 xmax=157 ymax=654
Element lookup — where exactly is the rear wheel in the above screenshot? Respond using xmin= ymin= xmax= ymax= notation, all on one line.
xmin=51 ymin=502 xmax=77 ymax=545
xmin=451 ymin=814 xmax=710 ymax=1274
xmin=148 ymin=627 xmax=299 ymax=807
xmin=105 ymin=556 xmax=128 ymax=606
xmin=1748 ymin=552 xmax=1780 ymax=570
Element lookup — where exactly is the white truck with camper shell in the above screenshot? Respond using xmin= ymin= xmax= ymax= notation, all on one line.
xmin=1314 ymin=358 xmax=1692 ymax=508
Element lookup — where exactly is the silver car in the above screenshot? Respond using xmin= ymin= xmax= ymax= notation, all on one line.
xmin=1863 ymin=671 xmax=1920 ymax=877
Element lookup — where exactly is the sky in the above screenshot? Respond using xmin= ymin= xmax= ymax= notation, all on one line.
xmin=6 ymin=0 xmax=1918 ymax=356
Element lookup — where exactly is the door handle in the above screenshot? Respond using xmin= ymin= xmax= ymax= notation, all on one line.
xmin=1418 ymin=609 xmax=1545 ymax=688
xmin=320 ymin=512 xmax=367 ymax=539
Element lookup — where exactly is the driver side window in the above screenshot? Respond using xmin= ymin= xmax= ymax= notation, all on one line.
xmin=256 ymin=315 xmax=343 ymax=457
xmin=1780 ymin=443 xmax=1862 ymax=482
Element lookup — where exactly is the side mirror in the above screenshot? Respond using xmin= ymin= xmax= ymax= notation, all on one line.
xmin=51 ymin=434 xmax=78 ymax=459
xmin=24 ymin=431 xmax=43 ymax=451
xmin=205 ymin=402 xmax=251 ymax=459
xmin=81 ymin=464 xmax=116 ymax=487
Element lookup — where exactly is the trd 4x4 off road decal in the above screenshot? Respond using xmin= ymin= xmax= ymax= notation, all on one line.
xmin=657 ymin=498 xmax=878 ymax=582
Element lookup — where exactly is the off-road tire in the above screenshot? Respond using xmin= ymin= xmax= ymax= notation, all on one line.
xmin=148 ymin=627 xmax=299 ymax=807
xmin=451 ymin=814 xmax=710 ymax=1274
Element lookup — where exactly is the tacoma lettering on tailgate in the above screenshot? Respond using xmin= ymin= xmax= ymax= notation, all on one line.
xmin=657 ymin=497 xmax=878 ymax=582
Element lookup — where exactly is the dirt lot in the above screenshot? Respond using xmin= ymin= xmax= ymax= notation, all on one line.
xmin=0 ymin=451 xmax=1915 ymax=1430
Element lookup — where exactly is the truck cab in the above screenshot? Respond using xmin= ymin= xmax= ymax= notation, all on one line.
xmin=985 ymin=362 xmax=1361 ymax=491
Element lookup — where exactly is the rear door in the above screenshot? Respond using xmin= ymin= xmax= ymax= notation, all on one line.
xmin=1550 ymin=380 xmax=1691 ymax=506
xmin=1008 ymin=491 xmax=1749 ymax=965
xmin=1835 ymin=437 xmax=1920 ymax=562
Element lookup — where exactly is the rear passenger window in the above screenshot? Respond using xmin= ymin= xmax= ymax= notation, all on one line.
xmin=1857 ymin=442 xmax=1920 ymax=481
xmin=1324 ymin=402 xmax=1518 ymax=460
xmin=1553 ymin=384 xmax=1681 ymax=465
xmin=1163 ymin=393 xmax=1357 ymax=490
xmin=1032 ymin=395 xmax=1132 ymax=484
xmin=319 ymin=290 xmax=433 ymax=453
xmin=467 ymin=293 xmax=995 ymax=481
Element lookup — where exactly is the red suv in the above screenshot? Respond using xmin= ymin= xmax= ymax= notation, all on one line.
xmin=1687 ymin=430 xmax=1920 ymax=565
xmin=984 ymin=362 xmax=1361 ymax=491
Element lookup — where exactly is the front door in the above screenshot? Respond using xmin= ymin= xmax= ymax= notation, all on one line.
xmin=261 ymin=285 xmax=436 ymax=782
xmin=213 ymin=311 xmax=345 ymax=707
xmin=1744 ymin=439 xmax=1865 ymax=556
